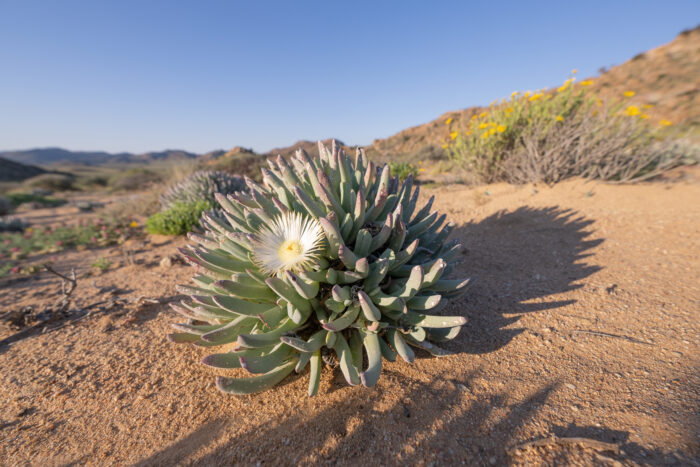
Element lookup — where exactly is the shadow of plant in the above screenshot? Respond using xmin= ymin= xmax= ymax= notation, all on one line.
xmin=445 ymin=206 xmax=603 ymax=354
xmin=136 ymin=370 xmax=557 ymax=466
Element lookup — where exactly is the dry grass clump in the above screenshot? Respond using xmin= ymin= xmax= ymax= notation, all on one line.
xmin=444 ymin=74 xmax=696 ymax=184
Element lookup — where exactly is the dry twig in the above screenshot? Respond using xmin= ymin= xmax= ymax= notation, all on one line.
xmin=507 ymin=436 xmax=620 ymax=456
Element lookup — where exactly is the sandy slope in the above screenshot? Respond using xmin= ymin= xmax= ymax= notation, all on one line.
xmin=1 ymin=176 xmax=698 ymax=466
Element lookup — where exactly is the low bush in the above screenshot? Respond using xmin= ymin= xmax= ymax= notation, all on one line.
xmin=145 ymin=201 xmax=212 ymax=236
xmin=0 ymin=196 xmax=13 ymax=216
xmin=160 ymin=170 xmax=246 ymax=209
xmin=444 ymin=76 xmax=695 ymax=183
xmin=6 ymin=192 xmax=67 ymax=208
xmin=24 ymin=174 xmax=75 ymax=191
xmin=0 ymin=218 xmax=140 ymax=277
xmin=388 ymin=161 xmax=420 ymax=182
xmin=109 ymin=168 xmax=162 ymax=192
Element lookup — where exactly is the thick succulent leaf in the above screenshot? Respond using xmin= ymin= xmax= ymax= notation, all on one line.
xmin=378 ymin=336 xmax=397 ymax=362
xmin=406 ymin=294 xmax=442 ymax=310
xmin=212 ymin=295 xmax=280 ymax=317
xmin=214 ymin=280 xmax=277 ymax=302
xmin=400 ymin=312 xmax=467 ymax=329
xmin=387 ymin=328 xmax=415 ymax=363
xmin=266 ymin=277 xmax=312 ymax=314
xmin=307 ymin=350 xmax=322 ymax=397
xmin=284 ymin=272 xmax=320 ymax=300
xmin=426 ymin=326 xmax=462 ymax=342
xmin=360 ymin=332 xmax=382 ymax=388
xmin=357 ymin=290 xmax=381 ymax=321
xmin=280 ymin=330 xmax=327 ymax=353
xmin=323 ymin=304 xmax=360 ymax=332
xmin=240 ymin=344 xmax=295 ymax=374
xmin=200 ymin=315 xmax=254 ymax=343
xmin=331 ymin=333 xmax=360 ymax=386
xmin=216 ymin=359 xmax=297 ymax=395
xmin=237 ymin=318 xmax=299 ymax=348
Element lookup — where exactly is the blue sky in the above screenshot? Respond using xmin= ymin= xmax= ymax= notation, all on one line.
xmin=1 ymin=1 xmax=698 ymax=154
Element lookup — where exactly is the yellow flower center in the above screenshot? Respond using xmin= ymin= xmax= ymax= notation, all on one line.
xmin=279 ymin=239 xmax=303 ymax=262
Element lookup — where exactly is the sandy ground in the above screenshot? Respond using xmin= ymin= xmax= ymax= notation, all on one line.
xmin=0 ymin=176 xmax=698 ymax=466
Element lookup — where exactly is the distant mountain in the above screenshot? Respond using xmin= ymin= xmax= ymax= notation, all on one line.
xmin=0 ymin=157 xmax=48 ymax=181
xmin=0 ymin=147 xmax=199 ymax=166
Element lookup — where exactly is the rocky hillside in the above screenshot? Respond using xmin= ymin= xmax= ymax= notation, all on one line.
xmin=367 ymin=26 xmax=700 ymax=162
xmin=0 ymin=157 xmax=48 ymax=182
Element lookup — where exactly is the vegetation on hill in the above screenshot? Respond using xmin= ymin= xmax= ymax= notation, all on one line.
xmin=0 ymin=157 xmax=48 ymax=182
xmin=443 ymin=74 xmax=693 ymax=183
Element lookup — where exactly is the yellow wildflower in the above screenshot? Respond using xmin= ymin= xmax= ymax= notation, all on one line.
xmin=26 ymin=227 xmax=33 ymax=233
xmin=596 ymin=98 xmax=603 ymax=107
xmin=419 ymin=168 xmax=425 ymax=172
xmin=642 ymin=104 xmax=653 ymax=109
xmin=465 ymin=130 xmax=472 ymax=135
xmin=488 ymin=121 xmax=496 ymax=127
xmin=481 ymin=132 xmax=489 ymax=139
xmin=479 ymin=111 xmax=487 ymax=118
xmin=556 ymin=115 xmax=564 ymax=122
xmin=478 ymin=122 xmax=489 ymax=129
xmin=580 ymin=80 xmax=594 ymax=86
xmin=511 ymin=91 xmax=519 ymax=99
xmin=449 ymin=131 xmax=458 ymax=140
xmin=445 ymin=117 xmax=453 ymax=125
xmin=441 ymin=143 xmax=448 ymax=149
xmin=524 ymin=91 xmax=531 ymax=98
xmin=528 ymin=93 xmax=543 ymax=102
xmin=471 ymin=115 xmax=478 ymax=120
xmin=488 ymin=128 xmax=496 ymax=135
xmin=640 ymin=113 xmax=650 ymax=119
xmin=496 ymin=125 xmax=507 ymax=133
xmin=572 ymin=68 xmax=578 ymax=74
xmin=489 ymin=99 xmax=498 ymax=107
xmin=129 ymin=221 xmax=139 ymax=228
xmin=659 ymin=119 xmax=672 ymax=126
xmin=505 ymin=107 xmax=514 ymax=113
xmin=624 ymin=105 xmax=641 ymax=117
xmin=418 ymin=161 xmax=423 ymax=165
xmin=623 ymin=91 xmax=635 ymax=98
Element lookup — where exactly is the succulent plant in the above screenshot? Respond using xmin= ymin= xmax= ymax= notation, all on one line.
xmin=169 ymin=141 xmax=471 ymax=396
xmin=160 ymin=170 xmax=247 ymax=210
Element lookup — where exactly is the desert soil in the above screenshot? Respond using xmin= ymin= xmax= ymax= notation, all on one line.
xmin=1 ymin=175 xmax=698 ymax=466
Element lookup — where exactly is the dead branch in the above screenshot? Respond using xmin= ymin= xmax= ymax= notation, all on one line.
xmin=571 ymin=329 xmax=653 ymax=345
xmin=507 ymin=436 xmax=620 ymax=456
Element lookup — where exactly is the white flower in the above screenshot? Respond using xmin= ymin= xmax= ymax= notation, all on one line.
xmin=252 ymin=212 xmax=325 ymax=275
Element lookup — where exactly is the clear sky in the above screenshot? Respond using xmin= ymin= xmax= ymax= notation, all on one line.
xmin=1 ymin=1 xmax=698 ymax=154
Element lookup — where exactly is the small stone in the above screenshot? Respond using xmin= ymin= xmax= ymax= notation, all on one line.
xmin=159 ymin=256 xmax=173 ymax=268
xmin=489 ymin=456 xmax=497 ymax=465
xmin=565 ymin=383 xmax=576 ymax=390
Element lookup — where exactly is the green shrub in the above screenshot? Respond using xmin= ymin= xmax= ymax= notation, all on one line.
xmin=0 ymin=218 xmax=139 ymax=276
xmin=109 ymin=168 xmax=161 ymax=192
xmin=24 ymin=174 xmax=75 ymax=191
xmin=7 ymin=192 xmax=66 ymax=208
xmin=0 ymin=196 xmax=13 ymax=216
xmin=388 ymin=161 xmax=419 ymax=182
xmin=145 ymin=201 xmax=212 ymax=235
